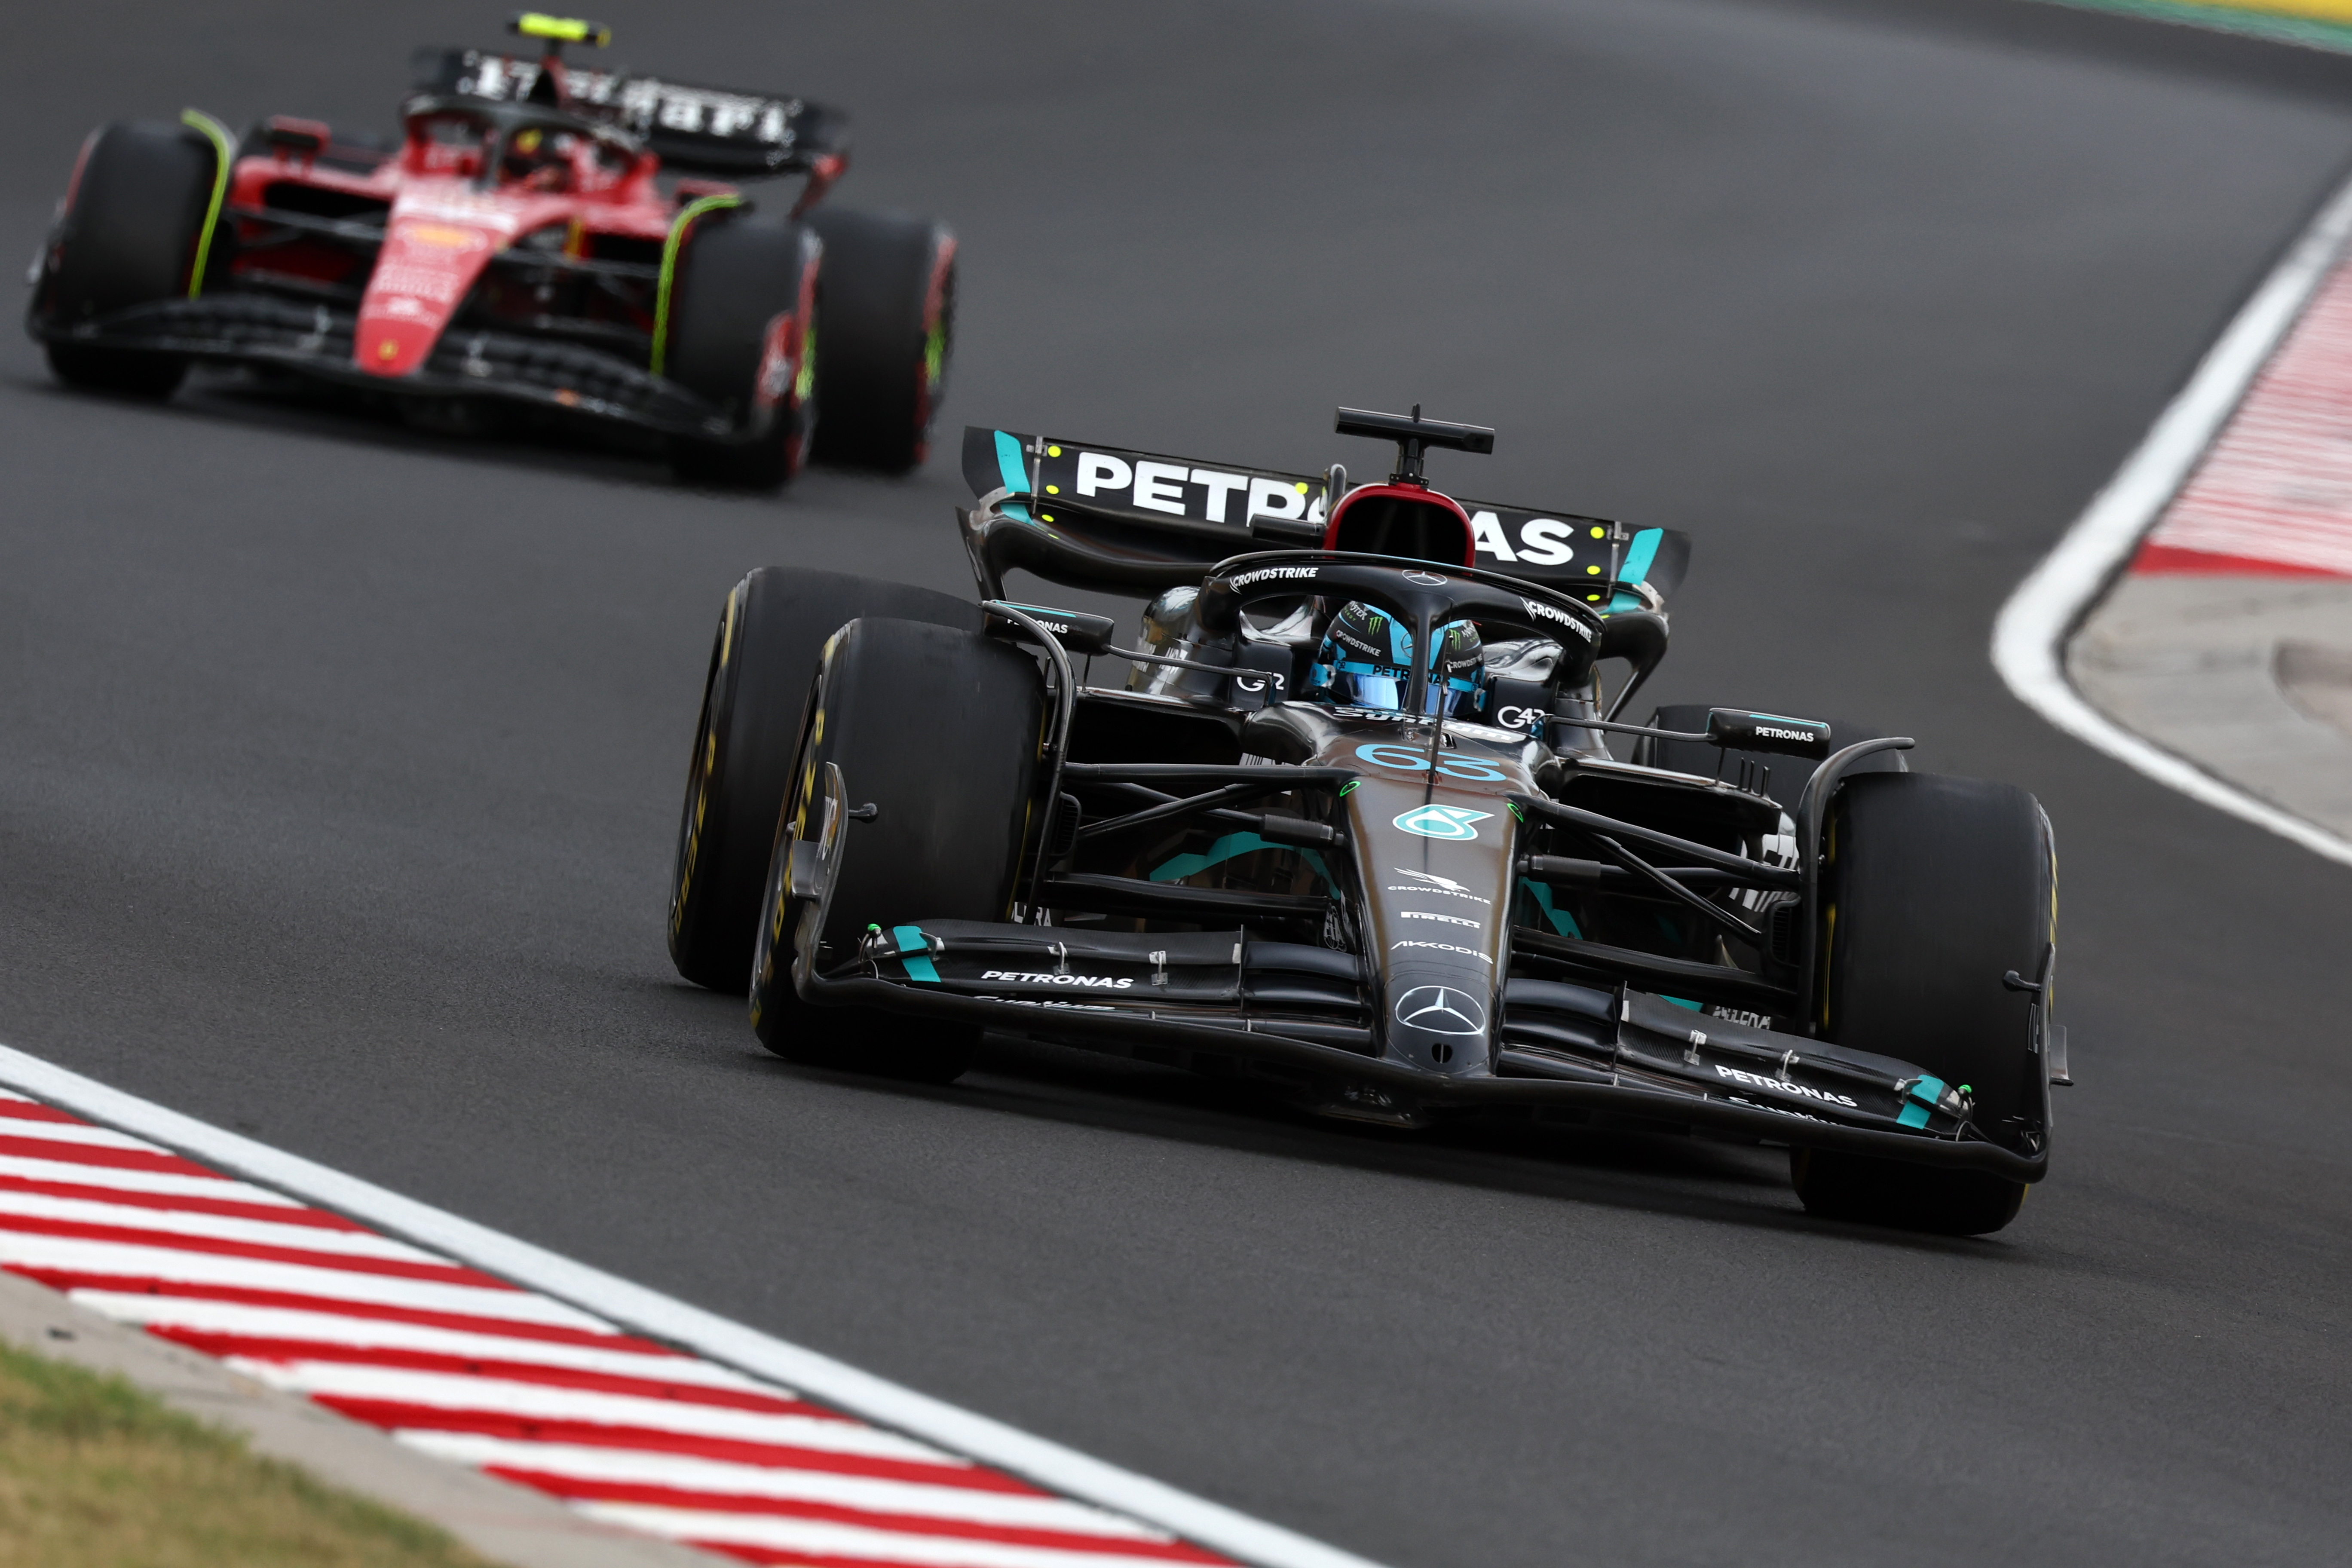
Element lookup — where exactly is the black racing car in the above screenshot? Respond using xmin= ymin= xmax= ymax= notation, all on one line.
xmin=666 ymin=407 xmax=2069 ymax=1235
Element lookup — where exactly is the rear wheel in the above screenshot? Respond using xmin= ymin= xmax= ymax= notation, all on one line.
xmin=749 ymin=617 xmax=1041 ymax=1083
xmin=668 ymin=570 xmax=980 ymax=992
xmin=1793 ymin=772 xmax=2055 ymax=1235
xmin=805 ymin=208 xmax=956 ymax=473
xmin=37 ymin=120 xmax=223 ymax=398
xmin=664 ymin=216 xmax=820 ymax=490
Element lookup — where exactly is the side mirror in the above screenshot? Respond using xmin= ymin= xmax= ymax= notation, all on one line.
xmin=1706 ymin=708 xmax=1832 ymax=760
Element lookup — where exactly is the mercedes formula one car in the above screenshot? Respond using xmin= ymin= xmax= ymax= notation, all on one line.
xmin=666 ymin=407 xmax=2070 ymax=1235
xmin=26 ymin=14 xmax=955 ymax=486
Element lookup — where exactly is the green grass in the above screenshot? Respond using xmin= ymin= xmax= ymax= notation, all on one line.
xmin=0 ymin=1337 xmax=494 ymax=1568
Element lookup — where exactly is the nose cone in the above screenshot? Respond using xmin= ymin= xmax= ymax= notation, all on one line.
xmin=357 ymin=316 xmax=441 ymax=377
xmin=1384 ymin=971 xmax=1494 ymax=1073
xmin=355 ymin=214 xmax=502 ymax=379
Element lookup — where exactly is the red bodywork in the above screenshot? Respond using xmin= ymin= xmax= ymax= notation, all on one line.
xmin=229 ymin=114 xmax=684 ymax=380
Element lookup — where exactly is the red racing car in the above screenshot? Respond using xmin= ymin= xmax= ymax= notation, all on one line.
xmin=25 ymin=13 xmax=957 ymax=487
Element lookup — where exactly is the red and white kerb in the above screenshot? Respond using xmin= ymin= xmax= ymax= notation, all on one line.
xmin=0 ymin=1087 xmax=1231 ymax=1568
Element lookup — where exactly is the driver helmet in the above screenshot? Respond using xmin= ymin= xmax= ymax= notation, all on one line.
xmin=1308 ymin=600 xmax=1486 ymax=717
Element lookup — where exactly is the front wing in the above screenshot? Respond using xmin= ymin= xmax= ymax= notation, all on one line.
xmin=780 ymin=796 xmax=2050 ymax=1184
xmin=33 ymin=295 xmax=741 ymax=440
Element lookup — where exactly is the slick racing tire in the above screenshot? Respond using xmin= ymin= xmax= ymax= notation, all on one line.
xmin=1639 ymin=704 xmax=1899 ymax=813
xmin=668 ymin=570 xmax=980 ymax=993
xmin=1794 ymin=772 xmax=2055 ymax=1237
xmin=749 ymin=617 xmax=1041 ymax=1084
xmin=805 ymin=208 xmax=956 ymax=473
xmin=665 ymin=216 xmax=821 ymax=491
xmin=37 ymin=121 xmax=224 ymax=399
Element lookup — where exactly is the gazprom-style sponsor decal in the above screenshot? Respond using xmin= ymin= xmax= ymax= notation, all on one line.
xmin=1713 ymin=1064 xmax=1858 ymax=1109
xmin=1393 ymin=986 xmax=1489 ymax=1035
xmin=1386 ymin=868 xmax=1492 ymax=903
xmin=1227 ymin=564 xmax=1322 ymax=588
xmin=1393 ymin=804 xmax=1493 ymax=840
xmin=981 ymin=969 xmax=1137 ymax=990
xmin=956 ymin=429 xmax=1690 ymax=599
xmin=1519 ymin=596 xmax=1596 ymax=642
xmin=1390 ymin=940 xmax=1494 ymax=964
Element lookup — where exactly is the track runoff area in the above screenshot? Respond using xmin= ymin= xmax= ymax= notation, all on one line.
xmin=1996 ymin=165 xmax=2352 ymax=864
xmin=0 ymin=1047 xmax=1381 ymax=1568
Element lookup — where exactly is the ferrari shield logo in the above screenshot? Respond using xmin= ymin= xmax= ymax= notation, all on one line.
xmin=1393 ymin=805 xmax=1492 ymax=841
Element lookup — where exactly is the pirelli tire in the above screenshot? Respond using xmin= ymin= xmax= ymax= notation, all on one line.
xmin=1794 ymin=772 xmax=2056 ymax=1237
xmin=668 ymin=570 xmax=980 ymax=993
xmin=665 ymin=216 xmax=821 ymax=491
xmin=36 ymin=120 xmax=225 ymax=398
xmin=749 ymin=617 xmax=1041 ymax=1084
xmin=805 ymin=208 xmax=956 ymax=474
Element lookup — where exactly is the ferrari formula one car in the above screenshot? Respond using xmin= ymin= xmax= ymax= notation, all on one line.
xmin=666 ymin=407 xmax=2070 ymax=1235
xmin=26 ymin=14 xmax=955 ymax=486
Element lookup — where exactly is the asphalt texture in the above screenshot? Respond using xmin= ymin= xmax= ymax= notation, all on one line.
xmin=6 ymin=3 xmax=2352 ymax=1564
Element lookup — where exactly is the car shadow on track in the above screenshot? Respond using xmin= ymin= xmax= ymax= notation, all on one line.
xmin=11 ymin=368 xmax=903 ymax=503
xmin=726 ymin=1028 xmax=2021 ymax=1257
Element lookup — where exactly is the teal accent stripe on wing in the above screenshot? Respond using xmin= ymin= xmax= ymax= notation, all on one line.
xmin=993 ymin=430 xmax=1034 ymax=521
xmin=1620 ymin=527 xmax=1662 ymax=585
xmin=892 ymin=925 xmax=940 ymax=983
xmin=1150 ymin=832 xmax=1330 ymax=887
xmin=1899 ymin=1074 xmax=1947 ymax=1128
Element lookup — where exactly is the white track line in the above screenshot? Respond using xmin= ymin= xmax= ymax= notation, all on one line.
xmin=0 ymin=1041 xmax=1388 ymax=1568
xmin=574 ymin=1507 xmax=1205 ymax=1568
xmin=400 ymin=1435 xmax=1173 ymax=1535
xmin=1991 ymin=171 xmax=2352 ymax=869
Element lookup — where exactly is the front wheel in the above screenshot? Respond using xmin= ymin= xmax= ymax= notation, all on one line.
xmin=36 ymin=120 xmax=224 ymax=398
xmin=750 ymin=616 xmax=1041 ymax=1083
xmin=668 ymin=569 xmax=981 ymax=992
xmin=805 ymin=208 xmax=955 ymax=473
xmin=664 ymin=216 xmax=820 ymax=490
xmin=1794 ymin=771 xmax=2055 ymax=1236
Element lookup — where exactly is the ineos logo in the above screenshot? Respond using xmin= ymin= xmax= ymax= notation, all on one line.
xmin=1403 ymin=570 xmax=1447 ymax=586
xmin=1393 ymin=986 xmax=1488 ymax=1036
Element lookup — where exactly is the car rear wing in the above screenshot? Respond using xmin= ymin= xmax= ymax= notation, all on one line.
xmin=410 ymin=46 xmax=848 ymax=177
xmin=959 ymin=426 xmax=1690 ymax=608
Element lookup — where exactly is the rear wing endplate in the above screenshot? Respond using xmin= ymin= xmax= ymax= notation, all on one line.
xmin=410 ymin=46 xmax=848 ymax=176
xmin=960 ymin=426 xmax=1690 ymax=608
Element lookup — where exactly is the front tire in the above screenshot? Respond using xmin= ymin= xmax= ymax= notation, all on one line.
xmin=1793 ymin=772 xmax=2055 ymax=1235
xmin=667 ymin=570 xmax=980 ymax=993
xmin=750 ymin=617 xmax=1041 ymax=1083
xmin=805 ymin=208 xmax=955 ymax=473
xmin=36 ymin=120 xmax=223 ymax=398
xmin=664 ymin=216 xmax=821 ymax=490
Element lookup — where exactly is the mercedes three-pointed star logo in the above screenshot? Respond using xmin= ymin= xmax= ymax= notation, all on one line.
xmin=1393 ymin=985 xmax=1488 ymax=1036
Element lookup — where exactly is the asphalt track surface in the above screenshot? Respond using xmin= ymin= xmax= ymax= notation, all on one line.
xmin=5 ymin=3 xmax=2352 ymax=1564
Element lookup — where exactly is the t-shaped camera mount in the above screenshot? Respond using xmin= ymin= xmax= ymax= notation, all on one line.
xmin=1334 ymin=404 xmax=1495 ymax=486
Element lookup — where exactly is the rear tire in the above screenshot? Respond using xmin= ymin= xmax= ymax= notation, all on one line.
xmin=749 ymin=617 xmax=1041 ymax=1083
xmin=667 ymin=570 xmax=980 ymax=992
xmin=1793 ymin=772 xmax=2054 ymax=1236
xmin=664 ymin=217 xmax=820 ymax=490
xmin=37 ymin=120 xmax=222 ymax=399
xmin=805 ymin=208 xmax=955 ymax=473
